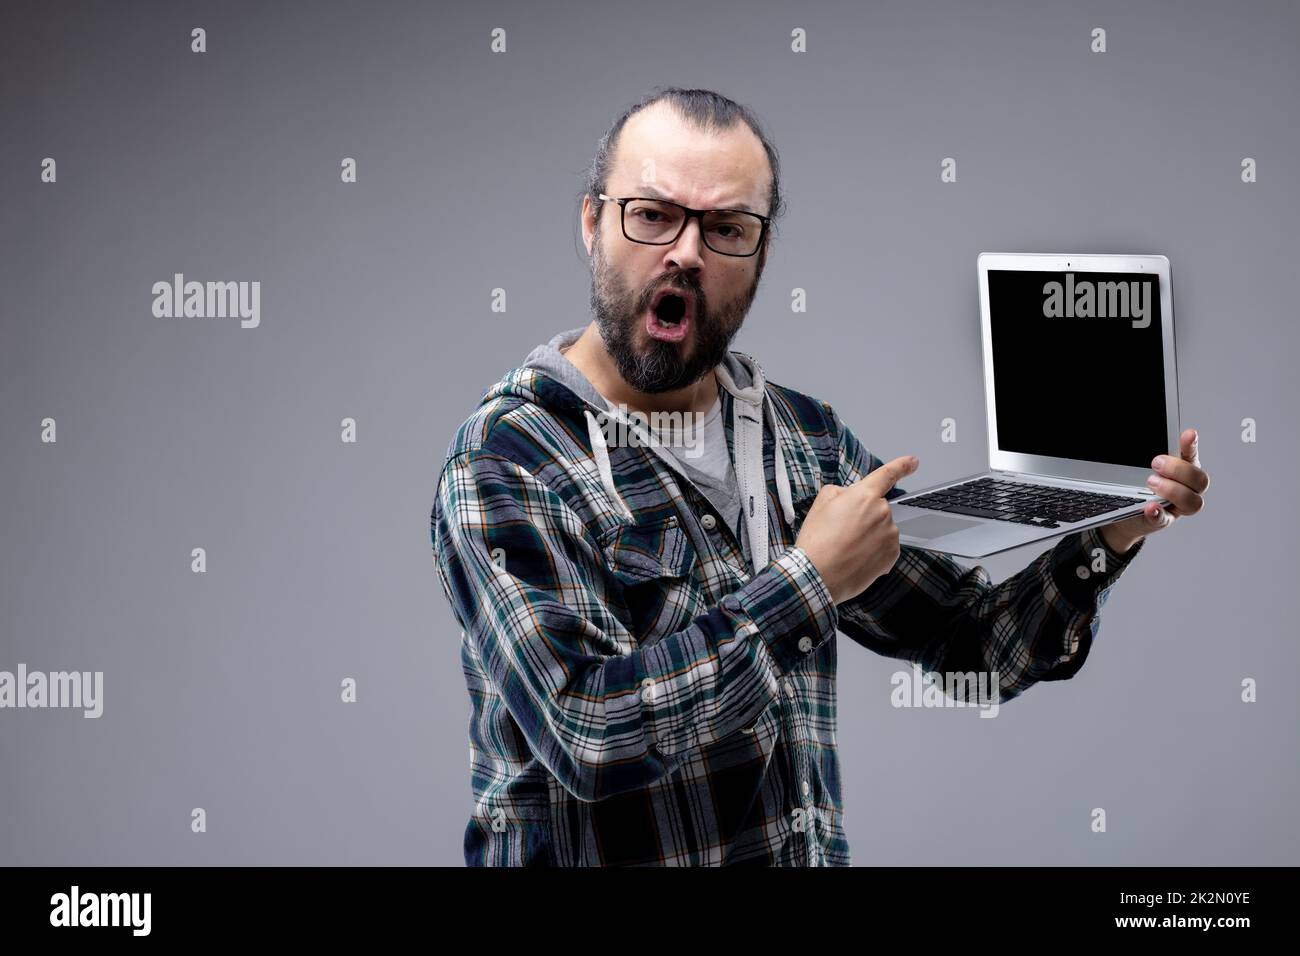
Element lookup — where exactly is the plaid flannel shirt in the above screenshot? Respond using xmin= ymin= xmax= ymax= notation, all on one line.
xmin=431 ymin=355 xmax=1144 ymax=866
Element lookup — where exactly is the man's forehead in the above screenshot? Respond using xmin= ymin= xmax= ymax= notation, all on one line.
xmin=610 ymin=106 xmax=769 ymax=213
xmin=617 ymin=182 xmax=764 ymax=215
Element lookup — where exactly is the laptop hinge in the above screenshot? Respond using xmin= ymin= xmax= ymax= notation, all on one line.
xmin=989 ymin=469 xmax=1156 ymax=495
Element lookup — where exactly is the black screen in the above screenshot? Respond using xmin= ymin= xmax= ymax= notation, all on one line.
xmin=987 ymin=269 xmax=1168 ymax=468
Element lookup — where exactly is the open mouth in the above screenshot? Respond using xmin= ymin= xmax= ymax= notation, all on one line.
xmin=646 ymin=289 xmax=693 ymax=343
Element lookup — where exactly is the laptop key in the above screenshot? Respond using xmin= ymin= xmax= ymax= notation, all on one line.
xmin=907 ymin=499 xmax=947 ymax=511
xmin=941 ymin=504 xmax=1002 ymax=519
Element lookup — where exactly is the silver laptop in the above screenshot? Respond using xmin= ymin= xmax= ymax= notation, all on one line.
xmin=889 ymin=252 xmax=1180 ymax=558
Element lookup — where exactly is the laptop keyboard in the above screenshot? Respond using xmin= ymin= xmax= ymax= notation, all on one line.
xmin=902 ymin=477 xmax=1146 ymax=529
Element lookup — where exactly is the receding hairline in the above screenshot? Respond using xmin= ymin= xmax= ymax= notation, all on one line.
xmin=607 ymin=102 xmax=772 ymax=214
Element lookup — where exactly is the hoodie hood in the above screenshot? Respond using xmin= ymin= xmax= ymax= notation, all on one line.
xmin=510 ymin=327 xmax=796 ymax=575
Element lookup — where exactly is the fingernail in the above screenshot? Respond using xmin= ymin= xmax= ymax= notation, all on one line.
xmin=1152 ymin=456 xmax=1165 ymax=469
xmin=1146 ymin=474 xmax=1160 ymax=487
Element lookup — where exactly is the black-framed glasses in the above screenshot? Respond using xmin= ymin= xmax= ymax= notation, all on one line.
xmin=598 ymin=193 xmax=770 ymax=257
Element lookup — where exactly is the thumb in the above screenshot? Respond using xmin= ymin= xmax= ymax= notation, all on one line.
xmin=1142 ymin=501 xmax=1174 ymax=531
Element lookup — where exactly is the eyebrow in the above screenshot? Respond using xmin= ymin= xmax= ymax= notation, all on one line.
xmin=634 ymin=184 xmax=761 ymax=215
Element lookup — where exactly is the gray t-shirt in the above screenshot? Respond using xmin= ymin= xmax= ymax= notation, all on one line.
xmin=629 ymin=390 xmax=744 ymax=543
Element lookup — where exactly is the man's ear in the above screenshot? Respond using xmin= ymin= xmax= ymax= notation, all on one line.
xmin=581 ymin=194 xmax=596 ymax=256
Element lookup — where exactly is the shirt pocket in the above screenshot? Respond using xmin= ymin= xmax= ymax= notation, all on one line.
xmin=599 ymin=516 xmax=698 ymax=647
xmin=601 ymin=515 xmax=695 ymax=586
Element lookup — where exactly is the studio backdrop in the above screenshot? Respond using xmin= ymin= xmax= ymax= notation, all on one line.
xmin=1 ymin=0 xmax=1296 ymax=865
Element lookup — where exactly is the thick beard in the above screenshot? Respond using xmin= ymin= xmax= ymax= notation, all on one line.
xmin=588 ymin=225 xmax=761 ymax=394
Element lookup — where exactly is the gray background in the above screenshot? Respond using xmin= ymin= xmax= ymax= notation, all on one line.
xmin=1 ymin=0 xmax=1296 ymax=865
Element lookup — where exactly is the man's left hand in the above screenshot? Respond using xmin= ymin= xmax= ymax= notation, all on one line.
xmin=1101 ymin=428 xmax=1210 ymax=555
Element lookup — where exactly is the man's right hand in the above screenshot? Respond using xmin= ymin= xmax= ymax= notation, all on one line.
xmin=794 ymin=455 xmax=920 ymax=604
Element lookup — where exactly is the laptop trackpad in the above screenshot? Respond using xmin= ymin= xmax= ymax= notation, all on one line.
xmin=897 ymin=514 xmax=983 ymax=540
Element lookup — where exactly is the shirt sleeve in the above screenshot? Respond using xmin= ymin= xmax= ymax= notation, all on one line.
xmin=820 ymin=401 xmax=1146 ymax=704
xmin=432 ymin=447 xmax=838 ymax=803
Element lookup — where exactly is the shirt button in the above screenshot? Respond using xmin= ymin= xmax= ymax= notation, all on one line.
xmin=640 ymin=677 xmax=656 ymax=703
xmin=802 ymin=780 xmax=811 ymax=796
xmin=701 ymin=514 xmax=717 ymax=531
xmin=797 ymin=636 xmax=813 ymax=653
xmin=784 ymin=681 xmax=796 ymax=700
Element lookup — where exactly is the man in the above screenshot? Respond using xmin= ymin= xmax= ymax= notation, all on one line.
xmin=431 ymin=88 xmax=1210 ymax=866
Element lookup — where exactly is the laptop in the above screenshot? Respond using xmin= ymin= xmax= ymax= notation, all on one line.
xmin=888 ymin=252 xmax=1180 ymax=558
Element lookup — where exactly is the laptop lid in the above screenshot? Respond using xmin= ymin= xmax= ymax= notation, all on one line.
xmin=976 ymin=252 xmax=1181 ymax=489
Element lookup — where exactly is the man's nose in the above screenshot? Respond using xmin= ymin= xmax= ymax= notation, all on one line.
xmin=664 ymin=217 xmax=706 ymax=272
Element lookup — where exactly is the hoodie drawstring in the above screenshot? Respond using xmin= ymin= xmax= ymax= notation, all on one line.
xmin=585 ymin=409 xmax=634 ymax=522
xmin=715 ymin=362 xmax=796 ymax=576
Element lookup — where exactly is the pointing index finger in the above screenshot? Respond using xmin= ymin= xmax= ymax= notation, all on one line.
xmin=857 ymin=455 xmax=919 ymax=498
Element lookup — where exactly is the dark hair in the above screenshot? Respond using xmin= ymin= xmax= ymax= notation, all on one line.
xmin=580 ymin=87 xmax=786 ymax=243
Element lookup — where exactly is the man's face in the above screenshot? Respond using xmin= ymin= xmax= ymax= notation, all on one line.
xmin=583 ymin=104 xmax=771 ymax=394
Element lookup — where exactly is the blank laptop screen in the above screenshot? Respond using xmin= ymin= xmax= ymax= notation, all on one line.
xmin=987 ymin=269 xmax=1168 ymax=468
